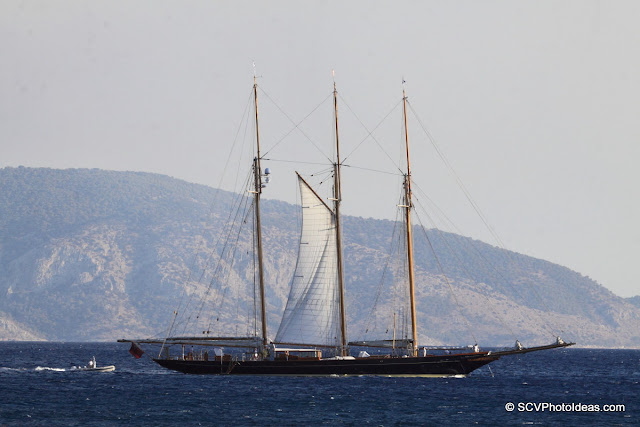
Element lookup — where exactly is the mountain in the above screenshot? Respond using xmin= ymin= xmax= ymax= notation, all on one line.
xmin=1 ymin=167 xmax=639 ymax=347
xmin=627 ymin=296 xmax=640 ymax=309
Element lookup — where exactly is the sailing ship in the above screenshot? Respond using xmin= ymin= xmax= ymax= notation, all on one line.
xmin=120 ymin=75 xmax=574 ymax=376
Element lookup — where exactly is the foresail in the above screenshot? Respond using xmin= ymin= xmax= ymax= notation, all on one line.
xmin=274 ymin=175 xmax=341 ymax=347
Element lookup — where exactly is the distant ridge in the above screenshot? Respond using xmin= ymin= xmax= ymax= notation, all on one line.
xmin=1 ymin=167 xmax=639 ymax=347
xmin=627 ymin=296 xmax=640 ymax=309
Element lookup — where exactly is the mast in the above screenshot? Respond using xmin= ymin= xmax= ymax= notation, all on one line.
xmin=402 ymin=82 xmax=419 ymax=357
xmin=252 ymin=73 xmax=268 ymax=352
xmin=332 ymin=73 xmax=348 ymax=357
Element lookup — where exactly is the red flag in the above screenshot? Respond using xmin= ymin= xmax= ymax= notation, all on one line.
xmin=129 ymin=342 xmax=145 ymax=359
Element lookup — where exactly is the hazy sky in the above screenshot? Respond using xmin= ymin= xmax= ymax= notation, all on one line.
xmin=2 ymin=1 xmax=639 ymax=298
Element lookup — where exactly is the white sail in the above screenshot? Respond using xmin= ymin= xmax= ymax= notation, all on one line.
xmin=274 ymin=174 xmax=341 ymax=347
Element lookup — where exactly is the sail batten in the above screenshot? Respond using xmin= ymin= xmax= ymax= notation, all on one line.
xmin=274 ymin=174 xmax=342 ymax=348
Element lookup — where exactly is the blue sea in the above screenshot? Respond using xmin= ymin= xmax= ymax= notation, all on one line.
xmin=0 ymin=343 xmax=636 ymax=426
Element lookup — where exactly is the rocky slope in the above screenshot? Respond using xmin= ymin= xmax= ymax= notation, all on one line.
xmin=1 ymin=167 xmax=638 ymax=347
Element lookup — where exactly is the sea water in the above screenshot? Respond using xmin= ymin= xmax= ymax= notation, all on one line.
xmin=0 ymin=342 xmax=637 ymax=426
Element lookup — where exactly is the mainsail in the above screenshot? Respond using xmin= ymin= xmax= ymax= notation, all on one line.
xmin=274 ymin=174 xmax=342 ymax=347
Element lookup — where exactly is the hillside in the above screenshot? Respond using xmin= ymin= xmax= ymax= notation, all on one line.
xmin=1 ymin=167 xmax=639 ymax=347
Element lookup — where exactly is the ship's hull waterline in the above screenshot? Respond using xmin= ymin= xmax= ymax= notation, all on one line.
xmin=154 ymin=352 xmax=499 ymax=376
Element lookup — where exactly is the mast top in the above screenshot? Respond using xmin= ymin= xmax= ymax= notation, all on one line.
xmin=402 ymin=78 xmax=409 ymax=102
xmin=253 ymin=62 xmax=263 ymax=86
xmin=402 ymin=80 xmax=411 ymax=179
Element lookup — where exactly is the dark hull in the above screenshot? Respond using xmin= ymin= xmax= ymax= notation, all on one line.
xmin=154 ymin=353 xmax=499 ymax=377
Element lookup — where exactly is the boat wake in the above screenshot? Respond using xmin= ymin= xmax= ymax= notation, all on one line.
xmin=2 ymin=365 xmax=119 ymax=373
xmin=35 ymin=366 xmax=67 ymax=372
xmin=0 ymin=367 xmax=28 ymax=373
xmin=1 ymin=366 xmax=67 ymax=373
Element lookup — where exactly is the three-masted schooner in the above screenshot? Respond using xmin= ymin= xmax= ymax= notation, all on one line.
xmin=120 ymin=75 xmax=573 ymax=376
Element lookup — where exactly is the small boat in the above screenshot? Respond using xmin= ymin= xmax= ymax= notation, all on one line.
xmin=72 ymin=356 xmax=115 ymax=372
